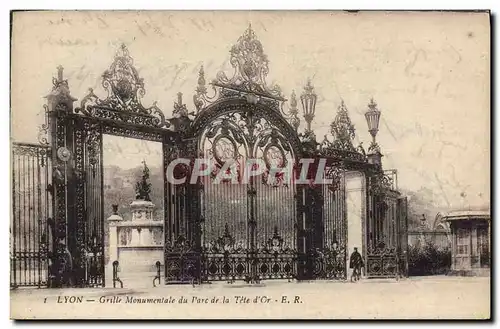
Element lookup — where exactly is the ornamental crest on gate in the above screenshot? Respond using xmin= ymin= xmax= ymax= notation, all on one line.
xmin=101 ymin=44 xmax=144 ymax=110
xmin=193 ymin=24 xmax=286 ymax=113
xmin=214 ymin=24 xmax=284 ymax=101
xmin=76 ymin=44 xmax=169 ymax=128
xmin=330 ymin=101 xmax=356 ymax=151
xmin=319 ymin=101 xmax=367 ymax=163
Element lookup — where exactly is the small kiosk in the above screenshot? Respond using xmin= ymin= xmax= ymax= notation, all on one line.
xmin=443 ymin=210 xmax=490 ymax=276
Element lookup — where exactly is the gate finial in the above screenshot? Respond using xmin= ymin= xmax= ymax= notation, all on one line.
xmin=45 ymin=65 xmax=77 ymax=113
xmin=173 ymin=92 xmax=188 ymax=117
xmin=193 ymin=65 xmax=207 ymax=112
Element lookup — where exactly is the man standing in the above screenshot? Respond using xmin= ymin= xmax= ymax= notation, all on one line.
xmin=349 ymin=247 xmax=364 ymax=282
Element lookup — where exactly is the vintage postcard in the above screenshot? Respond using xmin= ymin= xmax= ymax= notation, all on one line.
xmin=9 ymin=10 xmax=490 ymax=319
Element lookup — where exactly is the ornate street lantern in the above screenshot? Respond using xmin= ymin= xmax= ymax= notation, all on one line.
xmin=364 ymin=98 xmax=383 ymax=167
xmin=300 ymin=79 xmax=317 ymax=132
xmin=364 ymin=98 xmax=381 ymax=148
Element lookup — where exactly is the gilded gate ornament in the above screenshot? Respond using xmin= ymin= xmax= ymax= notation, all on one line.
xmin=56 ymin=147 xmax=71 ymax=162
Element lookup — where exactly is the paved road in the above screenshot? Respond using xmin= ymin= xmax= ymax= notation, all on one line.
xmin=10 ymin=276 xmax=490 ymax=319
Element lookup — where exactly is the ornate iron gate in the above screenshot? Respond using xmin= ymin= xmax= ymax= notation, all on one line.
xmin=312 ymin=167 xmax=348 ymax=280
xmin=14 ymin=26 xmax=407 ymax=288
xmin=163 ymin=26 xmax=306 ymax=284
xmin=197 ymin=110 xmax=299 ymax=282
xmin=366 ymin=170 xmax=403 ymax=278
xmin=11 ymin=143 xmax=52 ymax=288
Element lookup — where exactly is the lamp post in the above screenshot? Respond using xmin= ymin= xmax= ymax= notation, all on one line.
xmin=364 ymin=98 xmax=382 ymax=166
xmin=300 ymin=79 xmax=317 ymax=133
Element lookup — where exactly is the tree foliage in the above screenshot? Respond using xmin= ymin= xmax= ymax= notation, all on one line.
xmin=408 ymin=243 xmax=451 ymax=276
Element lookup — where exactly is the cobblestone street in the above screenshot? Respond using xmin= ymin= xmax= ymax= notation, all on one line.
xmin=10 ymin=276 xmax=490 ymax=319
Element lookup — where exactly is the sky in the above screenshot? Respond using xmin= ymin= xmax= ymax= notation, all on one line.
xmin=10 ymin=11 xmax=490 ymax=209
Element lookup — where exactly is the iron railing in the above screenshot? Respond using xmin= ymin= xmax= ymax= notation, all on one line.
xmin=11 ymin=142 xmax=52 ymax=288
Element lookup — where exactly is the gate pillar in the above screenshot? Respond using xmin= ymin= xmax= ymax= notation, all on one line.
xmin=345 ymin=171 xmax=367 ymax=278
xmin=45 ymin=66 xmax=77 ymax=287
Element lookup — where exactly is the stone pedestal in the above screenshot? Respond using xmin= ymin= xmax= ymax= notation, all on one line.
xmin=106 ymin=208 xmax=123 ymax=285
xmin=105 ymin=199 xmax=165 ymax=287
xmin=116 ymin=199 xmax=164 ymax=278
xmin=130 ymin=200 xmax=156 ymax=221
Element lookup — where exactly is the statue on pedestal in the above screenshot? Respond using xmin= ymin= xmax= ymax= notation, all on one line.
xmin=135 ymin=160 xmax=152 ymax=201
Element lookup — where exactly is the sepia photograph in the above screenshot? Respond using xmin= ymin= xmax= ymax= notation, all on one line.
xmin=8 ymin=9 xmax=491 ymax=319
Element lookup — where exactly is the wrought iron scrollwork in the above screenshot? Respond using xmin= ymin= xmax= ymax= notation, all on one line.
xmin=192 ymin=100 xmax=302 ymax=156
xmin=318 ymin=101 xmax=367 ymax=163
xmin=313 ymin=245 xmax=347 ymax=280
xmin=325 ymin=165 xmax=343 ymax=192
xmin=367 ymin=242 xmax=396 ymax=255
xmin=165 ymin=235 xmax=194 ymax=255
xmin=197 ymin=92 xmax=299 ymax=283
xmin=330 ymin=101 xmax=355 ymax=151
xmin=214 ymin=24 xmax=284 ymax=102
xmin=366 ymin=242 xmax=398 ymax=278
xmin=192 ymin=25 xmax=288 ymax=116
xmin=371 ymin=171 xmax=394 ymax=196
xmin=84 ymin=123 xmax=101 ymax=177
xmin=75 ymin=44 xmax=170 ymax=129
xmin=12 ymin=143 xmax=50 ymax=167
xmin=38 ymin=105 xmax=50 ymax=146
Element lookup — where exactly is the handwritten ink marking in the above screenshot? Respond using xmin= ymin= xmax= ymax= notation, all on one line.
xmin=48 ymin=17 xmax=72 ymax=26
xmin=404 ymin=49 xmax=427 ymax=77
xmin=97 ymin=16 xmax=109 ymax=29
xmin=190 ymin=18 xmax=214 ymax=31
